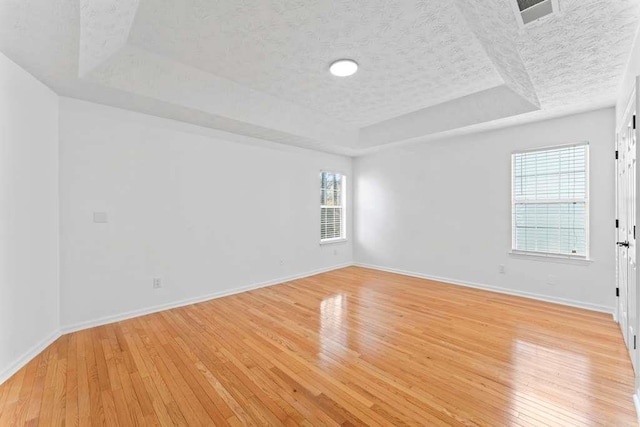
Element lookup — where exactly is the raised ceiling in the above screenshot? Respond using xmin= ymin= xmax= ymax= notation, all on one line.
xmin=0 ymin=0 xmax=638 ymax=155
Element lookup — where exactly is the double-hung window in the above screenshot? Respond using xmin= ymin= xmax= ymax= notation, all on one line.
xmin=511 ymin=143 xmax=589 ymax=258
xmin=320 ymin=171 xmax=346 ymax=243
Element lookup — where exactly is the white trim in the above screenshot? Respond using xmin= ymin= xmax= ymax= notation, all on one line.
xmin=320 ymin=171 xmax=347 ymax=242
xmin=508 ymin=250 xmax=592 ymax=265
xmin=319 ymin=168 xmax=348 ymax=176
xmin=2 ymin=263 xmax=355 ymax=386
xmin=633 ymin=391 xmax=640 ymax=423
xmin=355 ymin=263 xmax=613 ymax=314
xmin=61 ymin=262 xmax=354 ymax=334
xmin=512 ymin=140 xmax=588 ymax=155
xmin=511 ymin=142 xmax=590 ymax=259
xmin=0 ymin=329 xmax=61 ymax=386
xmin=320 ymin=238 xmax=348 ymax=246
xmin=586 ymin=142 xmax=591 ymax=259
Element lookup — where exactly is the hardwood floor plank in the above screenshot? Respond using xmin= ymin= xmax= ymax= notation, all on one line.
xmin=37 ymin=345 xmax=59 ymax=425
xmin=0 ymin=266 xmax=636 ymax=425
xmin=0 ymin=369 xmax=26 ymax=426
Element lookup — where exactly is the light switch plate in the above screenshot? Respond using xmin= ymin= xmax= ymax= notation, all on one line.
xmin=93 ymin=212 xmax=108 ymax=223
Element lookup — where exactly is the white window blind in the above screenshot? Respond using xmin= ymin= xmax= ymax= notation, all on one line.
xmin=512 ymin=143 xmax=589 ymax=258
xmin=320 ymin=171 xmax=345 ymax=242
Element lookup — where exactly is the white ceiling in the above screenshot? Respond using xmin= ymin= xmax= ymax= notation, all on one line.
xmin=129 ymin=0 xmax=503 ymax=127
xmin=0 ymin=0 xmax=638 ymax=155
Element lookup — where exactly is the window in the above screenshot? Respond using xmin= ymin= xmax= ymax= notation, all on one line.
xmin=511 ymin=143 xmax=589 ymax=258
xmin=320 ymin=171 xmax=346 ymax=242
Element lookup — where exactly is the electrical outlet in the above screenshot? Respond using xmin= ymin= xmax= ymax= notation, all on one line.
xmin=547 ymin=275 xmax=557 ymax=286
xmin=334 ymin=249 xmax=338 ymax=256
xmin=279 ymin=259 xmax=284 ymax=266
xmin=499 ymin=264 xmax=506 ymax=274
xmin=153 ymin=278 xmax=162 ymax=289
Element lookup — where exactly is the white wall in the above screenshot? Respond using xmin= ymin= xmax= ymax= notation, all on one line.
xmin=0 ymin=53 xmax=60 ymax=384
xmin=59 ymin=98 xmax=353 ymax=330
xmin=354 ymin=108 xmax=616 ymax=312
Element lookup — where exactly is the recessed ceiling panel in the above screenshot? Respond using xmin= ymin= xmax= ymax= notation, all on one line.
xmin=128 ymin=0 xmax=503 ymax=127
xmin=0 ymin=0 xmax=638 ymax=155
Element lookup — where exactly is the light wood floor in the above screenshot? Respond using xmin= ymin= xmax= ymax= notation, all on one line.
xmin=0 ymin=266 xmax=636 ymax=426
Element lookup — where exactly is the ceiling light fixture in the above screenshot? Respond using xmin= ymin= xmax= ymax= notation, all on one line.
xmin=329 ymin=59 xmax=358 ymax=77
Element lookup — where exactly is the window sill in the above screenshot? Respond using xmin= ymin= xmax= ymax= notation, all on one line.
xmin=508 ymin=250 xmax=593 ymax=265
xmin=320 ymin=238 xmax=348 ymax=246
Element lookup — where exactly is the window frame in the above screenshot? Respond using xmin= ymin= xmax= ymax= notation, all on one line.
xmin=510 ymin=142 xmax=590 ymax=261
xmin=319 ymin=170 xmax=347 ymax=245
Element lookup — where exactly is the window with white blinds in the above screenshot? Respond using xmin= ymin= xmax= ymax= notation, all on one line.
xmin=512 ymin=143 xmax=589 ymax=258
xmin=320 ymin=171 xmax=346 ymax=242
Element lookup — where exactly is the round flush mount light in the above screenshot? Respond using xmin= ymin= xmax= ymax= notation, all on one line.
xmin=329 ymin=59 xmax=358 ymax=77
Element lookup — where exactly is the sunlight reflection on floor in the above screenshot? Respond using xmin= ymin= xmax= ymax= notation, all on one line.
xmin=320 ymin=293 xmax=347 ymax=359
xmin=510 ymin=338 xmax=593 ymax=426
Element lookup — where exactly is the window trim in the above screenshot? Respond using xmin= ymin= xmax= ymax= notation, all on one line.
xmin=508 ymin=250 xmax=593 ymax=265
xmin=320 ymin=170 xmax=347 ymax=244
xmin=319 ymin=237 xmax=348 ymax=246
xmin=510 ymin=141 xmax=590 ymax=260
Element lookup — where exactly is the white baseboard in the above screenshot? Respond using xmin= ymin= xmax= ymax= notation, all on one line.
xmin=0 ymin=329 xmax=61 ymax=386
xmin=633 ymin=391 xmax=640 ymax=423
xmin=355 ymin=263 xmax=614 ymax=314
xmin=61 ymin=262 xmax=354 ymax=334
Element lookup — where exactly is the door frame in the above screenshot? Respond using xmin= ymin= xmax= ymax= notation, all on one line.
xmin=634 ymin=75 xmax=640 ymax=413
xmin=619 ymin=76 xmax=640 ymax=409
xmin=616 ymin=79 xmax=638 ymax=366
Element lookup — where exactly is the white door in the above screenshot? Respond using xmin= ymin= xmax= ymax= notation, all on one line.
xmin=617 ymin=90 xmax=637 ymax=371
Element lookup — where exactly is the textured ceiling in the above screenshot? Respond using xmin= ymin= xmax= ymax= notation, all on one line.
xmin=128 ymin=0 xmax=502 ymax=127
xmin=518 ymin=0 xmax=640 ymax=111
xmin=79 ymin=0 xmax=140 ymax=77
xmin=0 ymin=0 xmax=638 ymax=155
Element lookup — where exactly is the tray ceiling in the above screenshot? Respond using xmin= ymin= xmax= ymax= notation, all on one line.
xmin=0 ymin=0 xmax=638 ymax=155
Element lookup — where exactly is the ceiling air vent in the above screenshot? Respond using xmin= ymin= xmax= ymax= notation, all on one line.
xmin=512 ymin=0 xmax=559 ymax=27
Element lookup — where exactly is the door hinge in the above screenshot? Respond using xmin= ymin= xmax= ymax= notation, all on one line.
xmin=616 ymin=150 xmax=619 ymax=160
xmin=634 ymin=335 xmax=636 ymax=350
xmin=634 ymin=115 xmax=636 ymax=130
xmin=616 ymin=219 xmax=619 ymax=228
xmin=616 ymin=287 xmax=620 ymax=297
xmin=634 ymin=225 xmax=636 ymax=239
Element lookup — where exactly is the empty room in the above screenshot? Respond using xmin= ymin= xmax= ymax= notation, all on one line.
xmin=1 ymin=0 xmax=640 ymax=425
